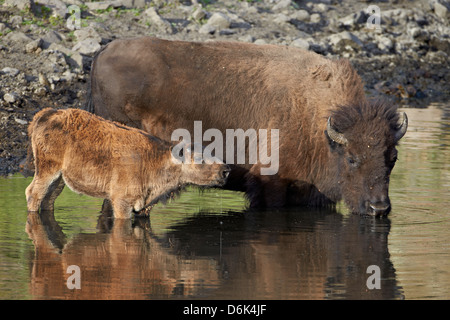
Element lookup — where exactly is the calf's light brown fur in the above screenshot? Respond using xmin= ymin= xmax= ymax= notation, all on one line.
xmin=25 ymin=108 xmax=229 ymax=219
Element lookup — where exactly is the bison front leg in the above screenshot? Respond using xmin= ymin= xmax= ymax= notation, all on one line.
xmin=110 ymin=197 xmax=133 ymax=219
xmin=245 ymin=165 xmax=287 ymax=208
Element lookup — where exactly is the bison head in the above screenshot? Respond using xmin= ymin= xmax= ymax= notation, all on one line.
xmin=325 ymin=102 xmax=408 ymax=216
xmin=172 ymin=142 xmax=231 ymax=187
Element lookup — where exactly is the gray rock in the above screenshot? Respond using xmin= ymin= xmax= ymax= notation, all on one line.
xmin=254 ymin=39 xmax=268 ymax=45
xmin=35 ymin=0 xmax=67 ymax=18
xmin=48 ymin=43 xmax=86 ymax=69
xmin=41 ymin=30 xmax=64 ymax=47
xmin=39 ymin=73 xmax=50 ymax=86
xmin=1 ymin=67 xmax=20 ymax=76
xmin=74 ymin=27 xmax=102 ymax=43
xmin=9 ymin=15 xmax=23 ymax=27
xmin=310 ymin=13 xmax=321 ymax=23
xmin=408 ymin=27 xmax=429 ymax=42
xmin=246 ymin=6 xmax=258 ymax=15
xmin=207 ymin=12 xmax=231 ymax=29
xmin=14 ymin=117 xmax=28 ymax=125
xmin=315 ymin=3 xmax=329 ymax=13
xmin=0 ymin=23 xmax=6 ymax=32
xmin=5 ymin=31 xmax=32 ymax=44
xmin=219 ymin=28 xmax=236 ymax=36
xmin=290 ymin=38 xmax=310 ymax=50
xmin=338 ymin=11 xmax=367 ymax=29
xmin=273 ymin=0 xmax=291 ymax=11
xmin=227 ymin=12 xmax=251 ymax=29
xmin=72 ymin=39 xmax=102 ymax=56
xmin=383 ymin=8 xmax=411 ymax=25
xmin=64 ymin=0 xmax=84 ymax=5
xmin=377 ymin=36 xmax=394 ymax=51
xmin=274 ymin=13 xmax=290 ymax=24
xmin=25 ymin=38 xmax=43 ymax=53
xmin=433 ymin=1 xmax=449 ymax=20
xmin=290 ymin=9 xmax=310 ymax=22
xmin=238 ymin=34 xmax=255 ymax=43
xmin=3 ymin=0 xmax=31 ymax=10
xmin=118 ymin=0 xmax=151 ymax=9
xmin=84 ymin=1 xmax=115 ymax=11
xmin=328 ymin=31 xmax=363 ymax=51
xmin=191 ymin=5 xmax=206 ymax=21
xmin=61 ymin=70 xmax=76 ymax=83
xmin=429 ymin=35 xmax=450 ymax=52
xmin=48 ymin=50 xmax=67 ymax=66
xmin=143 ymin=7 xmax=174 ymax=34
xmin=34 ymin=87 xmax=48 ymax=97
xmin=3 ymin=92 xmax=19 ymax=104
xmin=199 ymin=23 xmax=215 ymax=35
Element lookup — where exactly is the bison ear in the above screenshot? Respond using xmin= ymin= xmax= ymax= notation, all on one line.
xmin=325 ymin=117 xmax=348 ymax=148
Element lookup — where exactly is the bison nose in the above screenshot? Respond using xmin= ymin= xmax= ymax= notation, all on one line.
xmin=222 ymin=166 xmax=231 ymax=179
xmin=368 ymin=201 xmax=391 ymax=216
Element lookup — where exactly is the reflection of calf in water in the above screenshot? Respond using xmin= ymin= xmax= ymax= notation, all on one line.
xmin=26 ymin=209 xmax=403 ymax=299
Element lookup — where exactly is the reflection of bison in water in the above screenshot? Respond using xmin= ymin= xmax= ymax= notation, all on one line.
xmin=25 ymin=108 xmax=230 ymax=219
xmin=87 ymin=37 xmax=408 ymax=215
xmin=25 ymin=209 xmax=402 ymax=299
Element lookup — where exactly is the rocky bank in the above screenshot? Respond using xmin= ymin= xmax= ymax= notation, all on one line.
xmin=0 ymin=0 xmax=449 ymax=175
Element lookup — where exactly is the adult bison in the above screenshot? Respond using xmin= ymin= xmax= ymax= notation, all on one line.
xmin=86 ymin=37 xmax=408 ymax=216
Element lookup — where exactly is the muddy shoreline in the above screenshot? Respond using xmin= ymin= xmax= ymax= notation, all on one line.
xmin=1 ymin=0 xmax=449 ymax=176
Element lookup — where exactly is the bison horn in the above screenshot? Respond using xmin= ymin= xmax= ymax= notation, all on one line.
xmin=395 ymin=112 xmax=408 ymax=141
xmin=327 ymin=117 xmax=348 ymax=145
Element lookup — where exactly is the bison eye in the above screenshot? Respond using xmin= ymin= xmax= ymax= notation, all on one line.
xmin=347 ymin=156 xmax=358 ymax=167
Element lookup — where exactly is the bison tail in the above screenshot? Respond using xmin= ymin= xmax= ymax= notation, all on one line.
xmin=84 ymin=85 xmax=95 ymax=113
xmin=84 ymin=43 xmax=109 ymax=114
xmin=20 ymin=142 xmax=35 ymax=178
xmin=20 ymin=114 xmax=38 ymax=177
xmin=20 ymin=108 xmax=57 ymax=177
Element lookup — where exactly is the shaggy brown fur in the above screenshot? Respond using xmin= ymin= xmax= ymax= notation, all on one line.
xmin=25 ymin=108 xmax=230 ymax=219
xmin=87 ymin=37 xmax=407 ymax=215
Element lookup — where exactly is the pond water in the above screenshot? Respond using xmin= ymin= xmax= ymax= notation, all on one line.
xmin=0 ymin=104 xmax=448 ymax=300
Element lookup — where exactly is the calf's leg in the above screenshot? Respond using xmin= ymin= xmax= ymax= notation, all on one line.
xmin=111 ymin=197 xmax=133 ymax=219
xmin=40 ymin=176 xmax=65 ymax=211
xmin=26 ymin=168 xmax=62 ymax=212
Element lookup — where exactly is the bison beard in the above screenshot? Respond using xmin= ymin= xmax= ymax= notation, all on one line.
xmin=86 ymin=37 xmax=408 ymax=215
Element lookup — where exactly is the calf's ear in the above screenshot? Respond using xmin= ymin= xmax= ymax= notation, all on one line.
xmin=170 ymin=143 xmax=185 ymax=164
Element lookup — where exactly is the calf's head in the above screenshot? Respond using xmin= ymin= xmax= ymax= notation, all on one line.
xmin=171 ymin=142 xmax=230 ymax=187
xmin=325 ymin=102 xmax=408 ymax=216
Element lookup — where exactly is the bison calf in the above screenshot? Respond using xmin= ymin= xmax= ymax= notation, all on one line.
xmin=25 ymin=108 xmax=230 ymax=219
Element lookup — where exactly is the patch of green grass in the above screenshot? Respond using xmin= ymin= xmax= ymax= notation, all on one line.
xmin=95 ymin=6 xmax=114 ymax=15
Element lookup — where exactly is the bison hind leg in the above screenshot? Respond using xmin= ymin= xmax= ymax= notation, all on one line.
xmin=40 ymin=175 xmax=65 ymax=211
xmin=26 ymin=170 xmax=62 ymax=212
